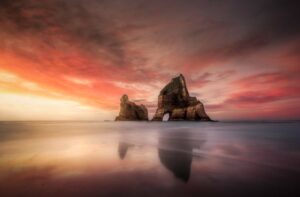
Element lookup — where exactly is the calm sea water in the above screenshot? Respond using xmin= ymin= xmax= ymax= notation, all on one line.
xmin=0 ymin=121 xmax=299 ymax=196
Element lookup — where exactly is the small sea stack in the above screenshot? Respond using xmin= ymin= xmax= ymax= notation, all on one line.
xmin=115 ymin=94 xmax=148 ymax=121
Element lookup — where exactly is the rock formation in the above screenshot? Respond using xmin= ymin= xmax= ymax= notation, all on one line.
xmin=152 ymin=74 xmax=211 ymax=121
xmin=115 ymin=94 xmax=148 ymax=121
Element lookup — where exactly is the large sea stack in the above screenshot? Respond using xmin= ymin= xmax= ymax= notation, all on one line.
xmin=115 ymin=94 xmax=148 ymax=121
xmin=152 ymin=74 xmax=211 ymax=121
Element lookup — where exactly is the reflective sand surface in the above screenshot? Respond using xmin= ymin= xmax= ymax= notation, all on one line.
xmin=0 ymin=121 xmax=299 ymax=196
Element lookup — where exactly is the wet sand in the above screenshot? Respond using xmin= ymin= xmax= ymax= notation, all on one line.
xmin=0 ymin=121 xmax=299 ymax=196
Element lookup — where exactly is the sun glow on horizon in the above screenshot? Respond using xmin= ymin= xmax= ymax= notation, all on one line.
xmin=0 ymin=93 xmax=115 ymax=121
xmin=0 ymin=69 xmax=117 ymax=121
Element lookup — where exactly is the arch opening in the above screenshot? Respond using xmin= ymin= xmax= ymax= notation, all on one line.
xmin=163 ymin=113 xmax=170 ymax=121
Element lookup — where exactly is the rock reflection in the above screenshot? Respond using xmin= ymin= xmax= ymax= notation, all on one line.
xmin=158 ymin=130 xmax=205 ymax=182
xmin=118 ymin=129 xmax=205 ymax=183
xmin=118 ymin=142 xmax=133 ymax=160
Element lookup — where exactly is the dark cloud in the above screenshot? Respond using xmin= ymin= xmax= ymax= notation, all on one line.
xmin=184 ymin=0 xmax=300 ymax=62
xmin=0 ymin=0 xmax=127 ymax=65
xmin=1 ymin=0 xmax=299 ymax=68
xmin=257 ymin=0 xmax=300 ymax=39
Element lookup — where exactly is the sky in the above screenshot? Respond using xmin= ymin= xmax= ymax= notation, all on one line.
xmin=0 ymin=0 xmax=299 ymax=121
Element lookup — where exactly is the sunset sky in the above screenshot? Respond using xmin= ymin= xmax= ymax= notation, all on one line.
xmin=0 ymin=0 xmax=299 ymax=120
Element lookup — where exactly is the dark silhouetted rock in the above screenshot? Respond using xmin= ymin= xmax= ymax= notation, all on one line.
xmin=152 ymin=74 xmax=211 ymax=121
xmin=115 ymin=94 xmax=148 ymax=121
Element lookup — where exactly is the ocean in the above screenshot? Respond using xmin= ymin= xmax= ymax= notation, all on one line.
xmin=0 ymin=121 xmax=299 ymax=196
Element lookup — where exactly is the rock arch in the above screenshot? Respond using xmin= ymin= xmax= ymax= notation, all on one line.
xmin=152 ymin=74 xmax=211 ymax=121
xmin=162 ymin=112 xmax=171 ymax=121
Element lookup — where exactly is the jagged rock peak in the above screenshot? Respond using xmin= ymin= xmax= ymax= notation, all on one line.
xmin=115 ymin=94 xmax=148 ymax=121
xmin=152 ymin=74 xmax=211 ymax=121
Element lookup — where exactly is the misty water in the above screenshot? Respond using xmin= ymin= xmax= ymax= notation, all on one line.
xmin=0 ymin=121 xmax=299 ymax=196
